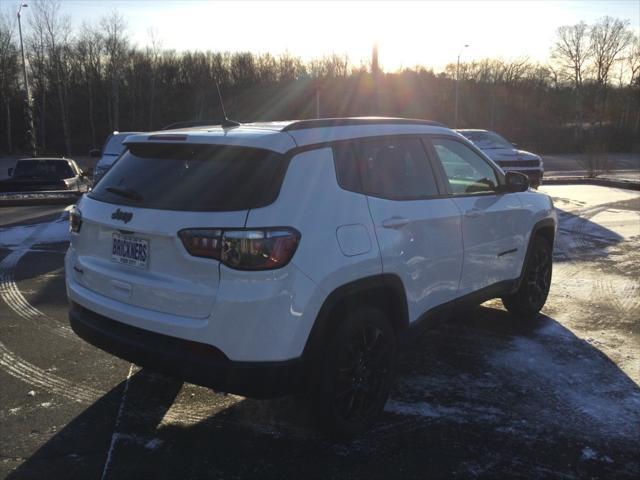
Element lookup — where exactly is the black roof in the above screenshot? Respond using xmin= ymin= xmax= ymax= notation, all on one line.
xmin=281 ymin=117 xmax=446 ymax=132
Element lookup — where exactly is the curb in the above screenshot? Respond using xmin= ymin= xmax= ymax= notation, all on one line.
xmin=543 ymin=177 xmax=640 ymax=191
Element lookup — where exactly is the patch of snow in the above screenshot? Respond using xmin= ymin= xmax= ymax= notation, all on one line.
xmin=8 ymin=407 xmax=21 ymax=414
xmin=0 ymin=217 xmax=70 ymax=248
xmin=111 ymin=433 xmax=165 ymax=451
xmin=489 ymin=332 xmax=640 ymax=440
xmin=541 ymin=185 xmax=639 ymax=209
xmin=581 ymin=447 xmax=598 ymax=461
xmin=385 ymin=400 xmax=465 ymax=420
xmin=39 ymin=402 xmax=52 ymax=408
xmin=26 ymin=390 xmax=36 ymax=397
xmin=144 ymin=438 xmax=163 ymax=450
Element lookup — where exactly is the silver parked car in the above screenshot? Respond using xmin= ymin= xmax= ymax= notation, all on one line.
xmin=90 ymin=132 xmax=140 ymax=185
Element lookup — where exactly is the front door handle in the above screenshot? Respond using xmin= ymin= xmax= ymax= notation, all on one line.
xmin=382 ymin=216 xmax=410 ymax=229
xmin=464 ymin=208 xmax=484 ymax=218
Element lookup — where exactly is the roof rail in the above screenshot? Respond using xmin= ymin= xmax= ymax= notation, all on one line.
xmin=281 ymin=117 xmax=446 ymax=132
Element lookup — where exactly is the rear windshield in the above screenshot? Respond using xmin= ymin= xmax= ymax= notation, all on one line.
xmin=14 ymin=160 xmax=74 ymax=179
xmin=89 ymin=143 xmax=288 ymax=212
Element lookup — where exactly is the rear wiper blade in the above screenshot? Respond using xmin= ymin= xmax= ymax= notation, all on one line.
xmin=105 ymin=186 xmax=143 ymax=202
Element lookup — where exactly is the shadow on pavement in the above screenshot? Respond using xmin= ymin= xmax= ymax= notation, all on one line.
xmin=553 ymin=207 xmax=625 ymax=263
xmin=8 ymin=306 xmax=640 ymax=479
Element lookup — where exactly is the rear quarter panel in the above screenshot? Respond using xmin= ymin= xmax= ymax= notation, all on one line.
xmin=242 ymin=147 xmax=383 ymax=358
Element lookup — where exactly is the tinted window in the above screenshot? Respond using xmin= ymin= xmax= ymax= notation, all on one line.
xmin=89 ymin=143 xmax=287 ymax=211
xmin=431 ymin=138 xmax=498 ymax=195
xmin=359 ymin=138 xmax=438 ymax=199
xmin=13 ymin=160 xmax=74 ymax=179
xmin=333 ymin=142 xmax=362 ymax=192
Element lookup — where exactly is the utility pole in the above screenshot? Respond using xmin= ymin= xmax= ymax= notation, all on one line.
xmin=454 ymin=44 xmax=469 ymax=129
xmin=18 ymin=3 xmax=37 ymax=156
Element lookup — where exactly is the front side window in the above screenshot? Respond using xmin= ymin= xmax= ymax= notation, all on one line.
xmin=359 ymin=138 xmax=439 ymax=199
xmin=431 ymin=138 xmax=499 ymax=195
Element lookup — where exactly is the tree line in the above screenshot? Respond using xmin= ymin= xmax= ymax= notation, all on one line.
xmin=0 ymin=0 xmax=638 ymax=157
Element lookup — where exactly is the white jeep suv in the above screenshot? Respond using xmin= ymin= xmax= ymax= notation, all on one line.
xmin=65 ymin=118 xmax=556 ymax=436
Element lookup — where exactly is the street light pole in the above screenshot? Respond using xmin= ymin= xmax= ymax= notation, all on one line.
xmin=18 ymin=3 xmax=37 ymax=156
xmin=454 ymin=44 xmax=469 ymax=129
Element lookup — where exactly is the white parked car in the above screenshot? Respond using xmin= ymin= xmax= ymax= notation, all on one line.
xmin=90 ymin=131 xmax=141 ymax=185
xmin=66 ymin=118 xmax=556 ymax=436
xmin=457 ymin=129 xmax=544 ymax=188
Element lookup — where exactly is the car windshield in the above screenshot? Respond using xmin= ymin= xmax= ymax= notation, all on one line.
xmin=462 ymin=131 xmax=513 ymax=150
xmin=89 ymin=143 xmax=287 ymax=211
xmin=13 ymin=160 xmax=74 ymax=179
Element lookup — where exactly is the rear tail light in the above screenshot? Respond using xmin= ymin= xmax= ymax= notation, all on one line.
xmin=69 ymin=207 xmax=82 ymax=233
xmin=178 ymin=228 xmax=300 ymax=270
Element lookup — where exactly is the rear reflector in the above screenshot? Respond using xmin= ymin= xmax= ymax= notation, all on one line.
xmin=178 ymin=228 xmax=300 ymax=270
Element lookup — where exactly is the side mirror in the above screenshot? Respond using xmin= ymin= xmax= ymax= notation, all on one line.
xmin=89 ymin=149 xmax=101 ymax=158
xmin=7 ymin=167 xmax=13 ymax=176
xmin=503 ymin=171 xmax=529 ymax=192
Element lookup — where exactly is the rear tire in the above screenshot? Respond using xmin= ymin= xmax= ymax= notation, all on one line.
xmin=502 ymin=236 xmax=552 ymax=317
xmin=311 ymin=306 xmax=396 ymax=438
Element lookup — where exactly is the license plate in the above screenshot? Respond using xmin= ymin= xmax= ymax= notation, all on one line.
xmin=112 ymin=233 xmax=149 ymax=269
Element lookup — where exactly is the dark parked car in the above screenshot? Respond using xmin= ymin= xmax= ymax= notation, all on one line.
xmin=457 ymin=129 xmax=544 ymax=188
xmin=0 ymin=158 xmax=91 ymax=194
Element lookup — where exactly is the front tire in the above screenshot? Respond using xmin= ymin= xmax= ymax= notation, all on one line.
xmin=502 ymin=236 xmax=552 ymax=317
xmin=312 ymin=307 xmax=396 ymax=438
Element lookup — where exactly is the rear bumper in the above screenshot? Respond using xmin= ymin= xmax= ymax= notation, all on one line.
xmin=69 ymin=302 xmax=307 ymax=398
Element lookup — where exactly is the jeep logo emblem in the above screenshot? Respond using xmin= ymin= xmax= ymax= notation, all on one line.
xmin=111 ymin=208 xmax=133 ymax=224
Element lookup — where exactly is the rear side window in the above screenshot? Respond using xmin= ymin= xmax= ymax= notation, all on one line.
xmin=333 ymin=142 xmax=363 ymax=192
xmin=359 ymin=138 xmax=439 ymax=199
xmin=89 ymin=143 xmax=287 ymax=211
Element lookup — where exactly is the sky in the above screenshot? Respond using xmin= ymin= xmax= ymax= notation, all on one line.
xmin=7 ymin=0 xmax=640 ymax=71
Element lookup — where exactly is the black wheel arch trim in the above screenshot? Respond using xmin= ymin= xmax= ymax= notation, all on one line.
xmin=302 ymin=273 xmax=409 ymax=360
xmin=512 ymin=217 xmax=556 ymax=293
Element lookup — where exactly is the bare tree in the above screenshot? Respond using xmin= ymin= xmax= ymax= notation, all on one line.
xmin=625 ymin=35 xmax=640 ymax=132
xmin=590 ymin=16 xmax=634 ymax=123
xmin=31 ymin=0 xmax=73 ymax=155
xmin=75 ymin=23 xmax=103 ymax=148
xmin=146 ymin=27 xmax=161 ymax=130
xmin=102 ymin=11 xmax=128 ymax=131
xmin=26 ymin=12 xmax=49 ymax=152
xmin=0 ymin=10 xmax=19 ymax=153
xmin=552 ymin=22 xmax=592 ymax=145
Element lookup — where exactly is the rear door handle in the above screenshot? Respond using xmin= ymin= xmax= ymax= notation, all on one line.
xmin=464 ymin=208 xmax=484 ymax=218
xmin=382 ymin=216 xmax=411 ymax=229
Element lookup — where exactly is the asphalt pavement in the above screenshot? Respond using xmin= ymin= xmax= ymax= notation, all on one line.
xmin=0 ymin=186 xmax=639 ymax=479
